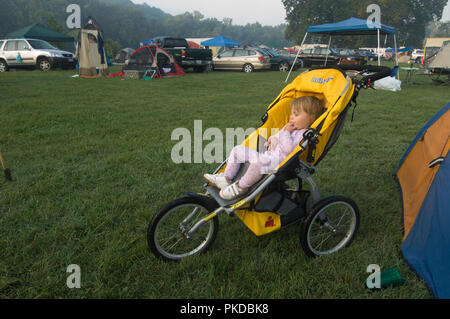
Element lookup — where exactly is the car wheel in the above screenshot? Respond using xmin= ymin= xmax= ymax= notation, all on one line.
xmin=242 ymin=63 xmax=254 ymax=73
xmin=0 ymin=60 xmax=8 ymax=72
xmin=297 ymin=58 xmax=305 ymax=68
xmin=37 ymin=57 xmax=51 ymax=71
xmin=278 ymin=62 xmax=290 ymax=72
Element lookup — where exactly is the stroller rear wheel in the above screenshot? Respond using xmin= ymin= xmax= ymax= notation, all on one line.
xmin=148 ymin=196 xmax=219 ymax=262
xmin=300 ymin=195 xmax=360 ymax=257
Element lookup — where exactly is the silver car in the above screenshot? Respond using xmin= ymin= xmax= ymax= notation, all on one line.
xmin=0 ymin=38 xmax=77 ymax=72
xmin=212 ymin=48 xmax=270 ymax=72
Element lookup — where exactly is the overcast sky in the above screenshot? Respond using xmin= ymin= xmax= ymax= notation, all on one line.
xmin=131 ymin=0 xmax=450 ymax=26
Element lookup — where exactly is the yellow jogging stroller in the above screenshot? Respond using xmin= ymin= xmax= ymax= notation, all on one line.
xmin=148 ymin=65 xmax=391 ymax=261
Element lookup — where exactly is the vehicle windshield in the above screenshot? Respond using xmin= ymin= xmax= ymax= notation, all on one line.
xmin=330 ymin=48 xmax=339 ymax=55
xmin=163 ymin=38 xmax=188 ymax=48
xmin=27 ymin=39 xmax=57 ymax=50
xmin=266 ymin=49 xmax=279 ymax=56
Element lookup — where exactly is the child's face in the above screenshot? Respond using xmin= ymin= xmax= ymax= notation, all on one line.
xmin=289 ymin=107 xmax=314 ymax=130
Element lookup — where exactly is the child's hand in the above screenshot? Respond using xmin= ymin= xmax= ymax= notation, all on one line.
xmin=285 ymin=122 xmax=295 ymax=132
xmin=265 ymin=137 xmax=277 ymax=150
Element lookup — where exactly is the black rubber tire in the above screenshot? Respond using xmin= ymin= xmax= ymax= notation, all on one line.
xmin=0 ymin=60 xmax=8 ymax=72
xmin=278 ymin=61 xmax=290 ymax=72
xmin=37 ymin=57 xmax=51 ymax=71
xmin=242 ymin=63 xmax=254 ymax=73
xmin=300 ymin=195 xmax=360 ymax=257
xmin=147 ymin=196 xmax=219 ymax=262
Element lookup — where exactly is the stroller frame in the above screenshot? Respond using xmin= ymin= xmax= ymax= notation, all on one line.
xmin=148 ymin=65 xmax=392 ymax=261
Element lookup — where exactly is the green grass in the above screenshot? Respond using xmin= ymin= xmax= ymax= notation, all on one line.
xmin=0 ymin=64 xmax=449 ymax=298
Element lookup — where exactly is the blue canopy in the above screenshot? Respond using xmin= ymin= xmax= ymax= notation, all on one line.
xmin=200 ymin=36 xmax=240 ymax=47
xmin=307 ymin=17 xmax=395 ymax=35
xmin=386 ymin=46 xmax=413 ymax=53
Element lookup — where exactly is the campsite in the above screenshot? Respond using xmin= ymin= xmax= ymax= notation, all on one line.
xmin=0 ymin=0 xmax=450 ymax=304
xmin=0 ymin=62 xmax=449 ymax=298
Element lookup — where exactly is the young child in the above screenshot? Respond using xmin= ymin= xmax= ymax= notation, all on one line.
xmin=204 ymin=96 xmax=326 ymax=200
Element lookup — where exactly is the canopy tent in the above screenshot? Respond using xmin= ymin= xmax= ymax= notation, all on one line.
xmin=200 ymin=36 xmax=240 ymax=47
xmin=306 ymin=17 xmax=395 ymax=35
xmin=396 ymin=103 xmax=450 ymax=298
xmin=286 ymin=17 xmax=398 ymax=82
xmin=6 ymin=23 xmax=74 ymax=42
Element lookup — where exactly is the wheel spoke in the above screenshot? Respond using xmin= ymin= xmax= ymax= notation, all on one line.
xmin=149 ymin=200 xmax=217 ymax=261
xmin=304 ymin=198 xmax=359 ymax=256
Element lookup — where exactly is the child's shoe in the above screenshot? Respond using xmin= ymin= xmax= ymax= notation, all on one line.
xmin=219 ymin=182 xmax=247 ymax=200
xmin=203 ymin=173 xmax=231 ymax=189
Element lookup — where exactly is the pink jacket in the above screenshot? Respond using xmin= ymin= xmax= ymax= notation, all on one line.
xmin=259 ymin=125 xmax=306 ymax=173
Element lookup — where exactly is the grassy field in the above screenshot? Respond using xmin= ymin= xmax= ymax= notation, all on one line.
xmin=0 ymin=64 xmax=449 ymax=299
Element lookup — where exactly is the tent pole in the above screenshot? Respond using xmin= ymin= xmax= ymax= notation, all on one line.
xmin=394 ymin=33 xmax=399 ymax=79
xmin=324 ymin=35 xmax=332 ymax=66
xmin=377 ymin=28 xmax=381 ymax=66
xmin=285 ymin=32 xmax=308 ymax=83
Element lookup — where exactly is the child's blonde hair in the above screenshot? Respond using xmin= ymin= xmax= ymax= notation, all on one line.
xmin=291 ymin=96 xmax=326 ymax=122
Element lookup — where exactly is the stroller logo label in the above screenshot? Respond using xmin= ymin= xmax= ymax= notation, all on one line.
xmin=265 ymin=216 xmax=275 ymax=228
xmin=312 ymin=77 xmax=334 ymax=84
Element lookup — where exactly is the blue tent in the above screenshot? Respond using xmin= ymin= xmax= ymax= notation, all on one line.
xmin=307 ymin=17 xmax=395 ymax=35
xmin=397 ymin=103 xmax=450 ymax=299
xmin=201 ymin=36 xmax=240 ymax=47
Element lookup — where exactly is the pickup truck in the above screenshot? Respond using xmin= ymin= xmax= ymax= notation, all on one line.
xmin=148 ymin=37 xmax=212 ymax=72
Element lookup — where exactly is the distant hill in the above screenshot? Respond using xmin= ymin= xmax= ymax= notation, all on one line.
xmin=0 ymin=0 xmax=290 ymax=49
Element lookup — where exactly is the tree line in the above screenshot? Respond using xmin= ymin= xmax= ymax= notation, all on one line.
xmin=0 ymin=0 xmax=291 ymax=55
xmin=282 ymin=0 xmax=448 ymax=48
xmin=1 ymin=0 xmax=447 ymax=55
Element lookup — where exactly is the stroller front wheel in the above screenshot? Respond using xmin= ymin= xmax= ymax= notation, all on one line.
xmin=148 ymin=196 xmax=219 ymax=262
xmin=300 ymin=195 xmax=360 ymax=257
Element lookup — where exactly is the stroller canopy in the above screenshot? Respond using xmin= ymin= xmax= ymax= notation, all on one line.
xmin=123 ymin=45 xmax=186 ymax=78
xmin=246 ymin=67 xmax=355 ymax=170
xmin=397 ymin=103 xmax=450 ymax=299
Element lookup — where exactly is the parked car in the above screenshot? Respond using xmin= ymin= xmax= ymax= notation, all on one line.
xmin=0 ymin=38 xmax=77 ymax=72
xmin=357 ymin=49 xmax=378 ymax=62
xmin=212 ymin=48 xmax=270 ymax=72
xmin=297 ymin=47 xmax=340 ymax=67
xmin=336 ymin=48 xmax=367 ymax=65
xmin=411 ymin=49 xmax=424 ymax=63
xmin=147 ymin=36 xmax=212 ymax=72
xmin=256 ymin=47 xmax=304 ymax=71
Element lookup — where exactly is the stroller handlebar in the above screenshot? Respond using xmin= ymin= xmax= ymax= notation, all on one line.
xmin=310 ymin=64 xmax=392 ymax=87
xmin=337 ymin=64 xmax=392 ymax=87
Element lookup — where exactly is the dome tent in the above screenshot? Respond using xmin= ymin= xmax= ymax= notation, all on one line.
xmin=120 ymin=45 xmax=186 ymax=79
xmin=396 ymin=103 xmax=450 ymax=299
